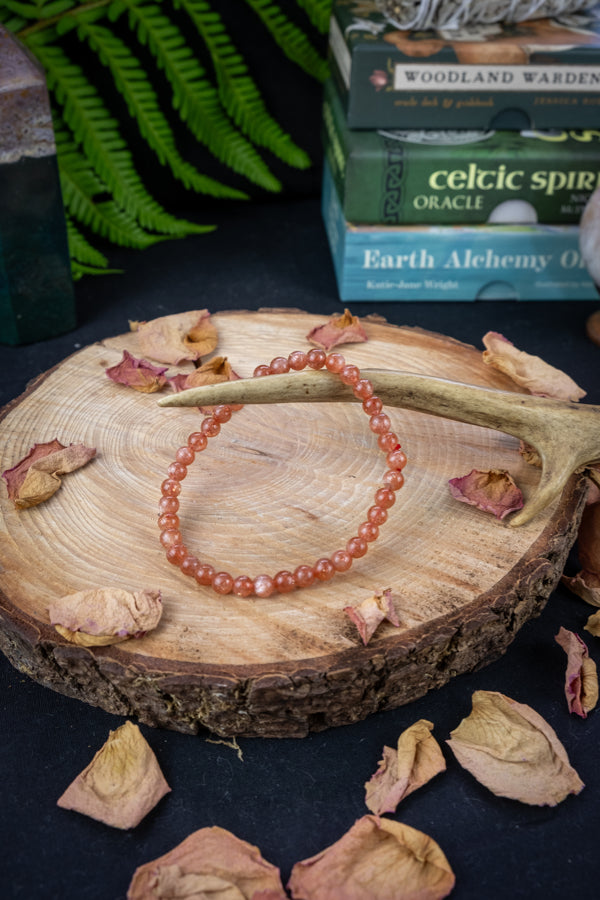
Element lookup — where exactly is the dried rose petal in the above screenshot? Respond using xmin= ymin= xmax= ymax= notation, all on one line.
xmin=575 ymin=501 xmax=600 ymax=576
xmin=561 ymin=502 xmax=600 ymax=607
xmin=447 ymin=690 xmax=584 ymax=806
xmin=555 ymin=627 xmax=599 ymax=718
xmin=448 ymin=469 xmax=523 ymax=520
xmin=137 ymin=310 xmax=218 ymax=365
xmin=2 ymin=440 xmax=96 ymax=509
xmin=173 ymin=355 xmax=243 ymax=413
xmin=57 ymin=721 xmax=170 ymax=829
xmin=106 ymin=349 xmax=169 ymax=393
xmin=127 ymin=826 xmax=287 ymax=900
xmin=519 ymin=440 xmax=541 ymax=467
xmin=288 ymin=815 xmax=455 ymax=900
xmin=482 ymin=332 xmax=586 ymax=401
xmin=562 ymin=570 xmax=600 ymax=608
xmin=585 ymin=609 xmax=600 ymax=637
xmin=48 ymin=588 xmax=162 ymax=646
xmin=168 ymin=373 xmax=191 ymax=393
xmin=2 ymin=439 xmax=64 ymax=499
xmin=306 ymin=309 xmax=368 ymax=351
xmin=344 ymin=587 xmax=400 ymax=645
xmin=365 ymin=720 xmax=446 ymax=816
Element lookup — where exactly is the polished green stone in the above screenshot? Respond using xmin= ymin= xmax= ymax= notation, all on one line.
xmin=0 ymin=26 xmax=75 ymax=346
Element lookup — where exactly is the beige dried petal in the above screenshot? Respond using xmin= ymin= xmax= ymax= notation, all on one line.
xmin=519 ymin=440 xmax=541 ymax=468
xmin=447 ymin=690 xmax=584 ymax=806
xmin=482 ymin=331 xmax=586 ymax=401
xmin=137 ymin=310 xmax=218 ymax=365
xmin=448 ymin=468 xmax=523 ymax=520
xmin=151 ymin=866 xmax=245 ymax=899
xmin=555 ymin=627 xmax=599 ymax=717
xmin=306 ymin=309 xmax=368 ymax=351
xmin=3 ymin=441 xmax=96 ymax=509
xmin=364 ymin=746 xmax=405 ymax=816
xmin=57 ymin=721 xmax=170 ymax=829
xmin=397 ymin=719 xmax=446 ymax=789
xmin=344 ymin=587 xmax=400 ymax=645
xmin=585 ymin=609 xmax=600 ymax=637
xmin=365 ymin=720 xmax=446 ymax=815
xmin=178 ymin=355 xmax=243 ymax=414
xmin=561 ymin=571 xmax=600 ymax=608
xmin=127 ymin=826 xmax=288 ymax=900
xmin=288 ymin=815 xmax=455 ymax=900
xmin=48 ymin=588 xmax=162 ymax=646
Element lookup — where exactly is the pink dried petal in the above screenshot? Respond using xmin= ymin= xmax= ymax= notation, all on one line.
xmin=306 ymin=309 xmax=368 ymax=351
xmin=555 ymin=627 xmax=599 ymax=718
xmin=106 ymin=349 xmax=169 ymax=393
xmin=127 ymin=826 xmax=288 ymax=899
xmin=448 ymin=468 xmax=523 ymax=520
xmin=365 ymin=745 xmax=406 ymax=816
xmin=482 ymin=331 xmax=586 ymax=401
xmin=48 ymin=588 xmax=162 ymax=647
xmin=447 ymin=690 xmax=584 ymax=806
xmin=344 ymin=587 xmax=400 ymax=645
xmin=288 ymin=815 xmax=455 ymax=900
xmin=561 ymin=571 xmax=600 ymax=608
xmin=2 ymin=441 xmax=96 ymax=509
xmin=365 ymin=720 xmax=446 ymax=816
xmin=575 ymin=501 xmax=600 ymax=576
xmin=561 ymin=503 xmax=600 ymax=607
xmin=2 ymin=439 xmax=65 ymax=499
xmin=168 ymin=373 xmax=191 ymax=393
xmin=137 ymin=310 xmax=218 ymax=365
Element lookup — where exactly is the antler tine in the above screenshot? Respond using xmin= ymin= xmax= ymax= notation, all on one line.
xmin=158 ymin=369 xmax=600 ymax=526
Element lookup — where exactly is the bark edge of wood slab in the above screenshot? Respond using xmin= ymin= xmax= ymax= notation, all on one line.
xmin=0 ymin=483 xmax=584 ymax=738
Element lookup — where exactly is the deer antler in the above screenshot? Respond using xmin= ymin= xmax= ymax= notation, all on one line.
xmin=158 ymin=369 xmax=600 ymax=526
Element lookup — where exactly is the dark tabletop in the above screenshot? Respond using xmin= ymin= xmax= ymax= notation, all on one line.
xmin=2 ymin=193 xmax=600 ymax=899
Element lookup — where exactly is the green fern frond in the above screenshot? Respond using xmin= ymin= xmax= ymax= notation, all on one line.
xmin=77 ymin=17 xmax=249 ymax=199
xmin=7 ymin=0 xmax=326 ymax=277
xmin=2 ymin=0 xmax=76 ymax=21
xmin=71 ymin=260 xmax=123 ymax=279
xmin=295 ymin=0 xmax=332 ymax=34
xmin=28 ymin=33 xmax=212 ymax=237
xmin=56 ymin=129 xmax=167 ymax=248
xmin=65 ymin=214 xmax=110 ymax=269
xmin=0 ymin=6 xmax=28 ymax=30
xmin=245 ymin=0 xmax=328 ymax=81
xmin=176 ymin=0 xmax=311 ymax=170
xmin=111 ymin=0 xmax=282 ymax=192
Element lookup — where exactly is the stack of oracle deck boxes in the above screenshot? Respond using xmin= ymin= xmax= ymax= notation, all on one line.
xmin=321 ymin=1 xmax=600 ymax=301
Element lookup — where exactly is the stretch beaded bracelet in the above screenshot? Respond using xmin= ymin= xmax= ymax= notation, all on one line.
xmin=158 ymin=348 xmax=407 ymax=598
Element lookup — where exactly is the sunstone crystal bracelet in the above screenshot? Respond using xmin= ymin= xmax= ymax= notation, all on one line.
xmin=158 ymin=349 xmax=407 ymax=598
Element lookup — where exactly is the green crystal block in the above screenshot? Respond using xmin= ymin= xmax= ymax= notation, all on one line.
xmin=0 ymin=26 xmax=75 ymax=346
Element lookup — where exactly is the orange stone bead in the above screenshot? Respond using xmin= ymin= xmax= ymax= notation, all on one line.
xmin=212 ymin=572 xmax=234 ymax=594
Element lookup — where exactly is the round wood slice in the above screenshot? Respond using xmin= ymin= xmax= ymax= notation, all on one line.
xmin=0 ymin=309 xmax=587 ymax=737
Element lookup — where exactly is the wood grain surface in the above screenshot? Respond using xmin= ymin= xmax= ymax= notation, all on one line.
xmin=0 ymin=310 xmax=587 ymax=736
